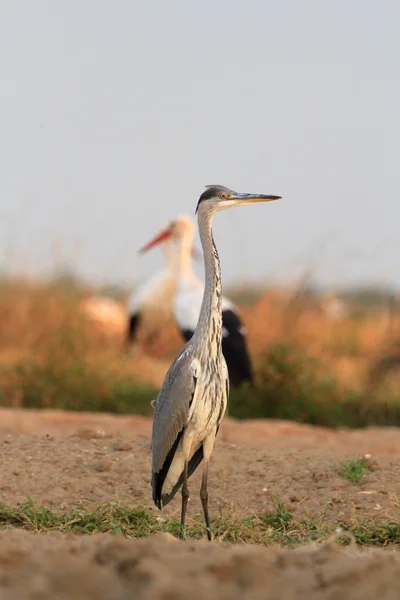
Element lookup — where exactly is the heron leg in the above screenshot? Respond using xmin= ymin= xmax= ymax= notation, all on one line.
xmin=180 ymin=459 xmax=189 ymax=539
xmin=180 ymin=429 xmax=194 ymax=539
xmin=200 ymin=431 xmax=217 ymax=541
xmin=200 ymin=462 xmax=212 ymax=541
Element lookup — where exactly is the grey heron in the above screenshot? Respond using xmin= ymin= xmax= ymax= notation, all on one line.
xmin=151 ymin=185 xmax=281 ymax=540
xmin=141 ymin=215 xmax=254 ymax=387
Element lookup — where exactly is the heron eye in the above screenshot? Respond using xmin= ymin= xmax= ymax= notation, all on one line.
xmin=220 ymin=193 xmax=227 ymax=199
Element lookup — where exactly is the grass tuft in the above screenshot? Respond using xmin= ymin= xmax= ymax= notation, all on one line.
xmin=338 ymin=457 xmax=372 ymax=484
xmin=0 ymin=500 xmax=399 ymax=548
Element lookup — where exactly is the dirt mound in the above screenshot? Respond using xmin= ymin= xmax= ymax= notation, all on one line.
xmin=0 ymin=530 xmax=399 ymax=600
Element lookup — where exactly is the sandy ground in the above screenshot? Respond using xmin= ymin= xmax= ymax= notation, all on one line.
xmin=0 ymin=407 xmax=400 ymax=598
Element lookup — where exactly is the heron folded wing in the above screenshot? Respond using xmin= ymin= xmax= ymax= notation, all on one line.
xmin=151 ymin=350 xmax=197 ymax=474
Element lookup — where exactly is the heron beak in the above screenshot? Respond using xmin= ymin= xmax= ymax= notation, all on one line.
xmin=228 ymin=193 xmax=282 ymax=204
xmin=138 ymin=228 xmax=172 ymax=254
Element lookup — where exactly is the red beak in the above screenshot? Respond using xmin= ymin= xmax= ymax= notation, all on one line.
xmin=138 ymin=228 xmax=172 ymax=254
xmin=138 ymin=228 xmax=202 ymax=262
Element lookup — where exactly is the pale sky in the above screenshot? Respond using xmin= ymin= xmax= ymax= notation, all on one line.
xmin=1 ymin=1 xmax=399 ymax=291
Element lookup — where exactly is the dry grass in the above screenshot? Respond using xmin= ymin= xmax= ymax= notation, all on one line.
xmin=0 ymin=278 xmax=163 ymax=413
xmin=241 ymin=288 xmax=400 ymax=390
xmin=0 ymin=275 xmax=398 ymax=424
xmin=0 ymin=278 xmax=168 ymax=385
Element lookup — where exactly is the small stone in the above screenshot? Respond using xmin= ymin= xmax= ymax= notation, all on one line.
xmin=93 ymin=460 xmax=113 ymax=472
xmin=113 ymin=441 xmax=133 ymax=452
xmin=156 ymin=515 xmax=167 ymax=523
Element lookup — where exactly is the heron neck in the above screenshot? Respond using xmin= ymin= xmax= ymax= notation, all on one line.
xmin=191 ymin=206 xmax=222 ymax=355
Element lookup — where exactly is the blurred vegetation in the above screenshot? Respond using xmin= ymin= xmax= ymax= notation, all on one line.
xmin=229 ymin=343 xmax=400 ymax=427
xmin=0 ymin=274 xmax=399 ymax=428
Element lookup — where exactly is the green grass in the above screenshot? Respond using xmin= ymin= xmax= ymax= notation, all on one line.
xmin=338 ymin=457 xmax=372 ymax=484
xmin=0 ymin=499 xmax=399 ymax=548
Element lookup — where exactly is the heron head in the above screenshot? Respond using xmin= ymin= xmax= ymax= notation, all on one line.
xmin=195 ymin=185 xmax=281 ymax=214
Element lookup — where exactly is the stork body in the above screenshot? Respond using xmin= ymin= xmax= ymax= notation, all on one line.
xmin=142 ymin=216 xmax=254 ymax=387
xmin=151 ymin=186 xmax=280 ymax=540
xmin=126 ymin=240 xmax=178 ymax=350
xmin=80 ymin=295 xmax=126 ymax=336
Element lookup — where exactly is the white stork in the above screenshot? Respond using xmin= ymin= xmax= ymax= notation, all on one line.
xmin=126 ymin=237 xmax=178 ymax=351
xmin=127 ymin=232 xmax=199 ymax=352
xmin=80 ymin=295 xmax=126 ymax=336
xmin=141 ymin=215 xmax=254 ymax=387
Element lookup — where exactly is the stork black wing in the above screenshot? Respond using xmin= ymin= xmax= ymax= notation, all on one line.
xmin=221 ymin=309 xmax=253 ymax=387
xmin=127 ymin=312 xmax=141 ymax=344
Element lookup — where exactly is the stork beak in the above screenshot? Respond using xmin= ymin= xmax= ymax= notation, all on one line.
xmin=138 ymin=228 xmax=202 ymax=260
xmin=138 ymin=228 xmax=172 ymax=254
xmin=228 ymin=193 xmax=281 ymax=204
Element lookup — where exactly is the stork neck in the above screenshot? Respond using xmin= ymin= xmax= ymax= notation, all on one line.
xmin=192 ymin=206 xmax=222 ymax=355
xmin=162 ymin=240 xmax=178 ymax=272
xmin=177 ymin=228 xmax=194 ymax=281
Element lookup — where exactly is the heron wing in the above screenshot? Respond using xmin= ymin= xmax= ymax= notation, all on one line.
xmin=151 ymin=349 xmax=197 ymax=474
